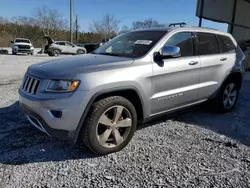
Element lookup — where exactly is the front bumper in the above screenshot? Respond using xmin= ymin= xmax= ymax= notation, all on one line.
xmin=19 ymin=90 xmax=89 ymax=143
xmin=13 ymin=48 xmax=34 ymax=53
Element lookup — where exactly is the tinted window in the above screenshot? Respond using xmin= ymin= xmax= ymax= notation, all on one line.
xmin=58 ymin=42 xmax=65 ymax=46
xmin=15 ymin=39 xmax=30 ymax=43
xmin=197 ymin=33 xmax=219 ymax=55
xmin=93 ymin=31 xmax=167 ymax=58
xmin=165 ymin=32 xmax=194 ymax=57
xmin=217 ymin=35 xmax=235 ymax=53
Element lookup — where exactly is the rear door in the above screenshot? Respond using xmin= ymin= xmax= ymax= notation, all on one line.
xmin=57 ymin=42 xmax=67 ymax=53
xmin=151 ymin=31 xmax=201 ymax=114
xmin=196 ymin=32 xmax=236 ymax=100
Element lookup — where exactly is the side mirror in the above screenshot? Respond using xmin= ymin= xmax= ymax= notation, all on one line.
xmin=159 ymin=45 xmax=181 ymax=58
xmin=10 ymin=41 xmax=14 ymax=43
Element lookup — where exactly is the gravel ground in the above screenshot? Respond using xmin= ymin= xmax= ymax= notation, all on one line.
xmin=0 ymin=55 xmax=250 ymax=187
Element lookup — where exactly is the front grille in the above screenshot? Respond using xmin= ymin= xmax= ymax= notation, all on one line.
xmin=22 ymin=75 xmax=40 ymax=95
xmin=18 ymin=45 xmax=30 ymax=49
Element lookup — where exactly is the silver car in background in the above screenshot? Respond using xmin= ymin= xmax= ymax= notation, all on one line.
xmin=19 ymin=27 xmax=245 ymax=154
xmin=44 ymin=36 xmax=87 ymax=56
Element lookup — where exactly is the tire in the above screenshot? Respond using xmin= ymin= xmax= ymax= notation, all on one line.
xmin=77 ymin=49 xmax=85 ymax=55
xmin=48 ymin=52 xmax=53 ymax=57
xmin=12 ymin=51 xmax=16 ymax=55
xmin=50 ymin=49 xmax=61 ymax=56
xmin=81 ymin=96 xmax=137 ymax=155
xmin=214 ymin=79 xmax=239 ymax=113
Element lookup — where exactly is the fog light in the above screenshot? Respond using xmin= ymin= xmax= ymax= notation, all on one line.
xmin=50 ymin=110 xmax=62 ymax=118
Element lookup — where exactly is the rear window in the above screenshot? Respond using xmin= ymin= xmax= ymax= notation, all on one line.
xmin=197 ymin=33 xmax=219 ymax=55
xmin=217 ymin=35 xmax=236 ymax=53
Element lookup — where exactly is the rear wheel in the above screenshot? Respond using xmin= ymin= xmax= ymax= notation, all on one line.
xmin=52 ymin=49 xmax=61 ymax=56
xmin=81 ymin=96 xmax=137 ymax=155
xmin=215 ymin=79 xmax=239 ymax=112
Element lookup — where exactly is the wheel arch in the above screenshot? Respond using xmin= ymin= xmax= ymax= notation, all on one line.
xmin=209 ymin=71 xmax=243 ymax=100
xmin=72 ymin=86 xmax=146 ymax=144
xmin=224 ymin=71 xmax=243 ymax=90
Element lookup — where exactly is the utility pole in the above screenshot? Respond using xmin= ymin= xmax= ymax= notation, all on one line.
xmin=75 ymin=15 xmax=78 ymax=43
xmin=70 ymin=0 xmax=73 ymax=43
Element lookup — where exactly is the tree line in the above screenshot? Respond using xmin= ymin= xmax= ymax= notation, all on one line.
xmin=0 ymin=6 xmax=166 ymax=48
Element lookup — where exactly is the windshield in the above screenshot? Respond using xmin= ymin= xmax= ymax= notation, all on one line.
xmin=15 ymin=39 xmax=30 ymax=43
xmin=93 ymin=31 xmax=167 ymax=58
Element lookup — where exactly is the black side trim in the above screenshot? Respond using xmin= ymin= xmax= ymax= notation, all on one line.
xmin=72 ymin=86 xmax=145 ymax=143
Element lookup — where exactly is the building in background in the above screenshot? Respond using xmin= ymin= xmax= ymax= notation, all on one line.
xmin=196 ymin=0 xmax=250 ymax=70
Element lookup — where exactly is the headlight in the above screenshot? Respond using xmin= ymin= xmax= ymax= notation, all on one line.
xmin=46 ymin=80 xmax=80 ymax=92
xmin=30 ymin=45 xmax=34 ymax=49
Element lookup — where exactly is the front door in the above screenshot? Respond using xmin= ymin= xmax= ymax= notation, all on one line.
xmin=151 ymin=32 xmax=200 ymax=115
xmin=65 ymin=42 xmax=76 ymax=54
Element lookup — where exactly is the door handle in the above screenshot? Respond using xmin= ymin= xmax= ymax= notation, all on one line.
xmin=220 ymin=57 xmax=227 ymax=61
xmin=189 ymin=61 xmax=199 ymax=65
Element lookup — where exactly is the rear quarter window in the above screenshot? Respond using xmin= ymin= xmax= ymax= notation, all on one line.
xmin=197 ymin=33 xmax=219 ymax=55
xmin=217 ymin=35 xmax=236 ymax=53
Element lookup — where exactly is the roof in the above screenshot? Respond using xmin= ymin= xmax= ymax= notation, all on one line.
xmin=131 ymin=26 xmax=230 ymax=36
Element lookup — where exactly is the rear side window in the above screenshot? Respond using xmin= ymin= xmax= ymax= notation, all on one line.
xmin=165 ymin=32 xmax=194 ymax=57
xmin=197 ymin=33 xmax=219 ymax=55
xmin=217 ymin=35 xmax=236 ymax=53
xmin=58 ymin=42 xmax=66 ymax=46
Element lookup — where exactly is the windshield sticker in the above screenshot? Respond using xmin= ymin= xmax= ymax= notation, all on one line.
xmin=134 ymin=40 xmax=152 ymax=45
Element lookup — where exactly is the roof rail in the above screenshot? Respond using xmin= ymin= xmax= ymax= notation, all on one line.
xmin=169 ymin=22 xmax=186 ymax=27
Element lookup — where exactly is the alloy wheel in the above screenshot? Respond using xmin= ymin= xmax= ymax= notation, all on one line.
xmin=223 ymin=83 xmax=237 ymax=109
xmin=96 ymin=105 xmax=132 ymax=148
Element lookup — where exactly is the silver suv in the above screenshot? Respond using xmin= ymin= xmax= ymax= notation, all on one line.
xmin=19 ymin=27 xmax=245 ymax=154
xmin=44 ymin=36 xmax=87 ymax=56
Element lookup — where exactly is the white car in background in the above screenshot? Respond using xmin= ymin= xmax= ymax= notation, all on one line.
xmin=11 ymin=38 xmax=34 ymax=55
xmin=44 ymin=36 xmax=87 ymax=56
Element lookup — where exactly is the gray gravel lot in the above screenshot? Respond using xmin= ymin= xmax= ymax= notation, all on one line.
xmin=0 ymin=55 xmax=250 ymax=187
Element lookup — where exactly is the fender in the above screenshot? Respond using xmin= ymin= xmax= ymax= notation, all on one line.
xmin=70 ymin=86 xmax=146 ymax=144
xmin=209 ymin=70 xmax=243 ymax=100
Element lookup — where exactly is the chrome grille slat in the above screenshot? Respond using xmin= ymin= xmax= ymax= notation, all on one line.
xmin=27 ymin=78 xmax=33 ymax=92
xmin=21 ymin=75 xmax=40 ymax=95
xmin=31 ymin=79 xmax=38 ymax=94
xmin=22 ymin=75 xmax=28 ymax=89
xmin=25 ymin=77 xmax=31 ymax=91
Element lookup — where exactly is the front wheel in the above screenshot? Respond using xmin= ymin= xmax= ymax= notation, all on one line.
xmin=77 ymin=49 xmax=85 ymax=55
xmin=216 ymin=79 xmax=239 ymax=112
xmin=81 ymin=96 xmax=137 ymax=155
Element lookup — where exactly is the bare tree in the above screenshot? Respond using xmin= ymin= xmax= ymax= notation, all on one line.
xmin=119 ymin=25 xmax=130 ymax=34
xmin=90 ymin=14 xmax=120 ymax=40
xmin=132 ymin=18 xmax=164 ymax=30
xmin=33 ymin=6 xmax=68 ymax=39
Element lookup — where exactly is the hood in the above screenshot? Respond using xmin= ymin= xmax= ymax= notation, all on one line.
xmin=14 ymin=42 xmax=32 ymax=46
xmin=28 ymin=54 xmax=134 ymax=79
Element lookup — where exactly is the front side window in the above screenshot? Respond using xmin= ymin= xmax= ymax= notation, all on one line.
xmin=66 ymin=42 xmax=74 ymax=47
xmin=165 ymin=32 xmax=194 ymax=57
xmin=197 ymin=33 xmax=219 ymax=55
xmin=93 ymin=31 xmax=167 ymax=58
xmin=217 ymin=35 xmax=235 ymax=53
